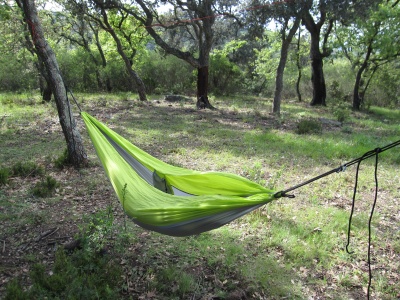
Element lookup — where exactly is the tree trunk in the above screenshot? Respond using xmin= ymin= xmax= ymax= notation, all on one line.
xmin=42 ymin=85 xmax=52 ymax=102
xmin=36 ymin=58 xmax=52 ymax=101
xmin=272 ymin=55 xmax=286 ymax=114
xmin=309 ymin=29 xmax=326 ymax=106
xmin=130 ymin=0 xmax=215 ymax=108
xmin=353 ymin=45 xmax=373 ymax=110
xmin=196 ymin=66 xmax=214 ymax=109
xmin=296 ymin=28 xmax=302 ymax=102
xmin=353 ymin=67 xmax=364 ymax=110
xmin=310 ymin=55 xmax=326 ymax=106
xmin=20 ymin=0 xmax=88 ymax=168
xmin=302 ymin=11 xmax=327 ymax=106
xmin=272 ymin=19 xmax=300 ymax=115
xmin=99 ymin=9 xmax=147 ymax=101
xmin=296 ymin=67 xmax=302 ymax=102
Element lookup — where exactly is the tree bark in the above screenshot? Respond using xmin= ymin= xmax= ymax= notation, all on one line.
xmin=196 ymin=66 xmax=214 ymax=109
xmin=92 ymin=26 xmax=112 ymax=91
xmin=272 ymin=49 xmax=287 ymax=114
xmin=37 ymin=65 xmax=52 ymax=102
xmin=310 ymin=53 xmax=326 ymax=106
xmin=42 ymin=84 xmax=52 ymax=101
xmin=19 ymin=0 xmax=88 ymax=168
xmin=272 ymin=18 xmax=300 ymax=115
xmin=302 ymin=9 xmax=328 ymax=106
xmin=353 ymin=43 xmax=374 ymax=110
xmin=296 ymin=28 xmax=302 ymax=102
xmin=96 ymin=7 xmax=147 ymax=101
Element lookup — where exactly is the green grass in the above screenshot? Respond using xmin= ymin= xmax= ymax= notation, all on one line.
xmin=1 ymin=92 xmax=399 ymax=299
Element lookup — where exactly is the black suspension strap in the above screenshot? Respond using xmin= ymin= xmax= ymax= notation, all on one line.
xmin=274 ymin=140 xmax=400 ymax=300
xmin=65 ymin=86 xmax=83 ymax=167
xmin=274 ymin=139 xmax=400 ymax=198
xmin=67 ymin=87 xmax=82 ymax=113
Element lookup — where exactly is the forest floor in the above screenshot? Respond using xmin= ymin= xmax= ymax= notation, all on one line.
xmin=0 ymin=93 xmax=399 ymax=299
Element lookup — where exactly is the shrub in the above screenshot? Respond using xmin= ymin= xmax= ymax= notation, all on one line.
xmin=296 ymin=119 xmax=322 ymax=134
xmin=333 ymin=108 xmax=350 ymax=123
xmin=54 ymin=149 xmax=70 ymax=169
xmin=0 ymin=167 xmax=10 ymax=185
xmin=32 ymin=176 xmax=60 ymax=197
xmin=79 ymin=206 xmax=115 ymax=253
xmin=12 ymin=161 xmax=44 ymax=177
xmin=4 ymin=248 xmax=122 ymax=300
xmin=3 ymin=279 xmax=28 ymax=300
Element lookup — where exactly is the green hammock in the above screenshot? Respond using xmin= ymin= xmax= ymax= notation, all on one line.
xmin=81 ymin=112 xmax=277 ymax=236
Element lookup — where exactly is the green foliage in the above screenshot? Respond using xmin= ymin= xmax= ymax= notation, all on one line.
xmin=0 ymin=167 xmax=10 ymax=185
xmin=254 ymin=31 xmax=280 ymax=80
xmin=32 ymin=176 xmax=60 ymax=197
xmin=243 ymin=162 xmax=266 ymax=185
xmin=4 ymin=248 xmax=122 ymax=300
xmin=79 ymin=206 xmax=115 ymax=253
xmin=334 ymin=1 xmax=400 ymax=109
xmin=328 ymin=80 xmax=345 ymax=101
xmin=4 ymin=279 xmax=29 ymax=300
xmin=12 ymin=161 xmax=44 ymax=177
xmin=329 ymin=80 xmax=351 ymax=121
xmin=139 ymin=51 xmax=195 ymax=95
xmin=156 ymin=267 xmax=198 ymax=297
xmin=4 ymin=206 xmax=121 ymax=299
xmin=54 ymin=149 xmax=70 ymax=169
xmin=209 ymin=41 xmax=246 ymax=96
xmin=333 ymin=106 xmax=350 ymax=123
xmin=371 ymin=62 xmax=400 ymax=107
xmin=296 ymin=119 xmax=322 ymax=134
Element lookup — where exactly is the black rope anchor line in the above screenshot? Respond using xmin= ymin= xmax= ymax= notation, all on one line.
xmin=275 ymin=139 xmax=400 ymax=299
xmin=346 ymin=147 xmax=380 ymax=300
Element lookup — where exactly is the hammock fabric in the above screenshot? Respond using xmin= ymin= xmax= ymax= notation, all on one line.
xmin=81 ymin=112 xmax=277 ymax=236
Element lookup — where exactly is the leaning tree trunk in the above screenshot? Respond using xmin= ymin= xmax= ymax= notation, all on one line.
xmin=100 ymin=10 xmax=147 ymax=101
xmin=353 ymin=45 xmax=373 ymax=110
xmin=20 ymin=0 xmax=88 ymax=167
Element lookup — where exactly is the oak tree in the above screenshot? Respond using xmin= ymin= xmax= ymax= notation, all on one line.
xmin=17 ymin=0 xmax=88 ymax=167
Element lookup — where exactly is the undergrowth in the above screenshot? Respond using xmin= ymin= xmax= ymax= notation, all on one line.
xmin=4 ymin=206 xmax=122 ymax=300
xmin=0 ymin=167 xmax=10 ymax=185
xmin=54 ymin=149 xmax=70 ymax=169
xmin=12 ymin=161 xmax=44 ymax=177
xmin=32 ymin=176 xmax=60 ymax=197
xmin=296 ymin=118 xmax=322 ymax=134
xmin=4 ymin=248 xmax=122 ymax=300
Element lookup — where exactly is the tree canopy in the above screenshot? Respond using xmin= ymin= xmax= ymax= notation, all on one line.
xmin=1 ymin=0 xmax=399 ymax=110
